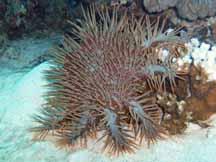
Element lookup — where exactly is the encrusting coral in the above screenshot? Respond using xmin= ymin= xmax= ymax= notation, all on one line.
xmin=31 ymin=6 xmax=188 ymax=155
xmin=183 ymin=65 xmax=216 ymax=125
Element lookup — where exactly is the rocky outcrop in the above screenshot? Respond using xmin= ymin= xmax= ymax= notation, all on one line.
xmin=143 ymin=0 xmax=178 ymax=12
xmin=143 ymin=0 xmax=216 ymax=20
xmin=0 ymin=34 xmax=61 ymax=72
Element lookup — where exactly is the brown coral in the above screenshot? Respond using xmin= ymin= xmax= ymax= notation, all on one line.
xmin=169 ymin=64 xmax=216 ymax=130
xmin=184 ymin=65 xmax=216 ymax=123
xmin=31 ymin=6 xmax=187 ymax=155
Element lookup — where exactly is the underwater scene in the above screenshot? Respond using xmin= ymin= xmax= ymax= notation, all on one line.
xmin=1 ymin=0 xmax=216 ymax=162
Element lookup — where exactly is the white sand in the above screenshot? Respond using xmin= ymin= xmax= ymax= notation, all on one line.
xmin=0 ymin=63 xmax=69 ymax=162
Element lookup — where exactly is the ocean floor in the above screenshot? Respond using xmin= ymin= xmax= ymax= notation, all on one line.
xmin=0 ymin=38 xmax=216 ymax=162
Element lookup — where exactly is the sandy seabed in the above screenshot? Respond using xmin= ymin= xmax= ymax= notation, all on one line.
xmin=0 ymin=61 xmax=216 ymax=162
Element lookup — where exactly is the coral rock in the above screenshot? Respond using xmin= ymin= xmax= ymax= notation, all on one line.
xmin=143 ymin=0 xmax=216 ymax=20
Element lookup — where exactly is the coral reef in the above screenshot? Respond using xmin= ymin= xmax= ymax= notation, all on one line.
xmin=31 ymin=6 xmax=188 ymax=155
xmin=0 ymin=0 xmax=120 ymax=39
xmin=0 ymin=0 xmax=84 ymax=38
xmin=1 ymin=0 xmax=216 ymax=40
xmin=143 ymin=0 xmax=216 ymax=20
